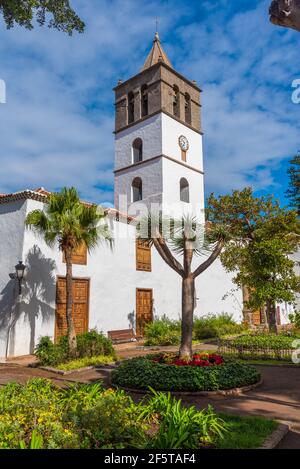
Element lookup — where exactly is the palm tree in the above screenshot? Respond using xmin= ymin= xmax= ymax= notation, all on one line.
xmin=25 ymin=187 xmax=112 ymax=354
xmin=138 ymin=214 xmax=227 ymax=360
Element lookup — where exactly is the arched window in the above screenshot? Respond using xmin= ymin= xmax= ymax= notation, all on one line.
xmin=132 ymin=177 xmax=143 ymax=202
xmin=185 ymin=93 xmax=191 ymax=124
xmin=180 ymin=178 xmax=189 ymax=203
xmin=173 ymin=85 xmax=180 ymax=118
xmin=141 ymin=85 xmax=148 ymax=117
xmin=132 ymin=138 xmax=143 ymax=163
xmin=128 ymin=92 xmax=135 ymax=124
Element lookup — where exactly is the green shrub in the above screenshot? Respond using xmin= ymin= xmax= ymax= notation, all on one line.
xmin=289 ymin=311 xmax=300 ymax=329
xmin=142 ymin=314 xmax=245 ymax=346
xmin=0 ymin=379 xmax=79 ymax=449
xmin=137 ymin=390 xmax=227 ymax=449
xmin=69 ymin=389 xmax=142 ymax=449
xmin=193 ymin=313 xmax=245 ymax=340
xmin=35 ymin=336 xmax=67 ymax=366
xmin=0 ymin=379 xmax=142 ymax=449
xmin=0 ymin=378 xmax=276 ymax=449
xmin=35 ymin=330 xmax=115 ymax=367
xmin=139 ymin=389 xmax=226 ymax=449
xmin=56 ymin=355 xmax=115 ymax=371
xmin=144 ymin=318 xmax=181 ymax=346
xmin=230 ymin=333 xmax=296 ymax=350
xmin=111 ymin=356 xmax=260 ymax=392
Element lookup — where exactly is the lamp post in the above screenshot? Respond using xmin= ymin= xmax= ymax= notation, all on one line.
xmin=9 ymin=261 xmax=26 ymax=295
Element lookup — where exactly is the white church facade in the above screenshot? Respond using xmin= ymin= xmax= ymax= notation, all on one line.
xmin=0 ymin=34 xmax=290 ymax=360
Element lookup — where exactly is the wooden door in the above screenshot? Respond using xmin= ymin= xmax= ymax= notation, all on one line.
xmin=55 ymin=277 xmax=89 ymax=340
xmin=136 ymin=288 xmax=153 ymax=336
xmin=252 ymin=309 xmax=262 ymax=326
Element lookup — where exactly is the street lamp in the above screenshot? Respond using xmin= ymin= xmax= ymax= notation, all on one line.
xmin=9 ymin=261 xmax=26 ymax=295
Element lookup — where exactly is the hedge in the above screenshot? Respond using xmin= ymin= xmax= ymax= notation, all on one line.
xmin=229 ymin=334 xmax=298 ymax=350
xmin=111 ymin=356 xmax=261 ymax=392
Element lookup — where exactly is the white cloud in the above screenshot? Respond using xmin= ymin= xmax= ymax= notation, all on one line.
xmin=0 ymin=0 xmax=299 ymax=203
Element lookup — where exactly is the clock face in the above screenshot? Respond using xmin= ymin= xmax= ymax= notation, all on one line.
xmin=178 ymin=135 xmax=189 ymax=152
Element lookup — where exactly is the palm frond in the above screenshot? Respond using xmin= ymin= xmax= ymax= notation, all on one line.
xmin=25 ymin=188 xmax=114 ymax=254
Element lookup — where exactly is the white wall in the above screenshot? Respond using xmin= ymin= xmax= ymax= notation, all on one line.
xmin=161 ymin=113 xmax=203 ymax=172
xmin=195 ymin=258 xmax=243 ymax=320
xmin=0 ymin=200 xmax=27 ymax=360
xmin=115 ymin=114 xmax=162 ymax=170
xmin=162 ymin=157 xmax=205 ymax=221
xmin=115 ymin=158 xmax=163 ymax=212
xmin=114 ymin=112 xmax=204 ymax=218
xmin=0 ymin=197 xmax=242 ymax=358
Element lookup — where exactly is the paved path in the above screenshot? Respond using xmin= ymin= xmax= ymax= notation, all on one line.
xmin=0 ymin=363 xmax=109 ymax=387
xmin=180 ymin=365 xmax=300 ymax=449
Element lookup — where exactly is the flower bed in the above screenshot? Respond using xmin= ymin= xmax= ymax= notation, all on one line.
xmin=56 ymin=355 xmax=116 ymax=371
xmin=0 ymin=378 xmax=276 ymax=449
xmin=153 ymin=352 xmax=224 ymax=367
xmin=111 ymin=354 xmax=261 ymax=392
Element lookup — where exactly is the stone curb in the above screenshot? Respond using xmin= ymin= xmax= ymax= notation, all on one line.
xmin=39 ymin=363 xmax=117 ymax=376
xmin=260 ymin=421 xmax=291 ymax=449
xmin=111 ymin=378 xmax=263 ymax=397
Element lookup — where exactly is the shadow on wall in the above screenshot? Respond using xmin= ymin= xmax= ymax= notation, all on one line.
xmin=128 ymin=310 xmax=135 ymax=330
xmin=0 ymin=279 xmax=16 ymax=358
xmin=127 ymin=302 xmax=157 ymax=333
xmin=0 ymin=245 xmax=57 ymax=357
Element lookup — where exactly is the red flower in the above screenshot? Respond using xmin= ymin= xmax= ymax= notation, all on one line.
xmin=152 ymin=353 xmax=224 ymax=367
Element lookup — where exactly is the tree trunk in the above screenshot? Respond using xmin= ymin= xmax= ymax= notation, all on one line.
xmin=270 ymin=0 xmax=300 ymax=32
xmin=266 ymin=300 xmax=278 ymax=334
xmin=242 ymin=285 xmax=253 ymax=327
xmin=65 ymin=250 xmax=77 ymax=355
xmin=179 ymin=275 xmax=195 ymax=360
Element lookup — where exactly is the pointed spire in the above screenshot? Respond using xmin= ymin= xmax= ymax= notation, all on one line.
xmin=141 ymin=32 xmax=173 ymax=72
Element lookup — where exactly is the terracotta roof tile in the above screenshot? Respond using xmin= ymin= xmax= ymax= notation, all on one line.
xmin=0 ymin=188 xmax=135 ymax=223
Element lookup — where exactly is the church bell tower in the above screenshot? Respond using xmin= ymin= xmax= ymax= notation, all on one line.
xmin=114 ymin=32 xmax=205 ymax=221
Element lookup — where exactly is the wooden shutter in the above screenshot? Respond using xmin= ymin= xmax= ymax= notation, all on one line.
xmin=63 ymin=243 xmax=87 ymax=265
xmin=136 ymin=238 xmax=151 ymax=272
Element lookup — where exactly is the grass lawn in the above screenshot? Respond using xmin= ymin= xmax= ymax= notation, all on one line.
xmin=217 ymin=413 xmax=278 ymax=449
xmin=56 ymin=355 xmax=116 ymax=371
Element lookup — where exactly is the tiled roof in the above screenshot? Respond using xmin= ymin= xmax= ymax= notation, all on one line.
xmin=0 ymin=188 xmax=135 ymax=223
xmin=0 ymin=189 xmax=48 ymax=205
xmin=105 ymin=207 xmax=135 ymax=223
xmin=34 ymin=187 xmax=52 ymax=196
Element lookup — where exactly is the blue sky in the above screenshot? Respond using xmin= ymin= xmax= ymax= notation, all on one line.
xmin=0 ymin=0 xmax=299 ymax=206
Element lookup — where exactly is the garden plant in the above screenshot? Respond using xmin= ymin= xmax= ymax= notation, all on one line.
xmin=35 ymin=330 xmax=115 ymax=368
xmin=0 ymin=378 xmax=276 ymax=449
xmin=111 ymin=354 xmax=261 ymax=392
xmin=26 ymin=187 xmax=112 ymax=354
